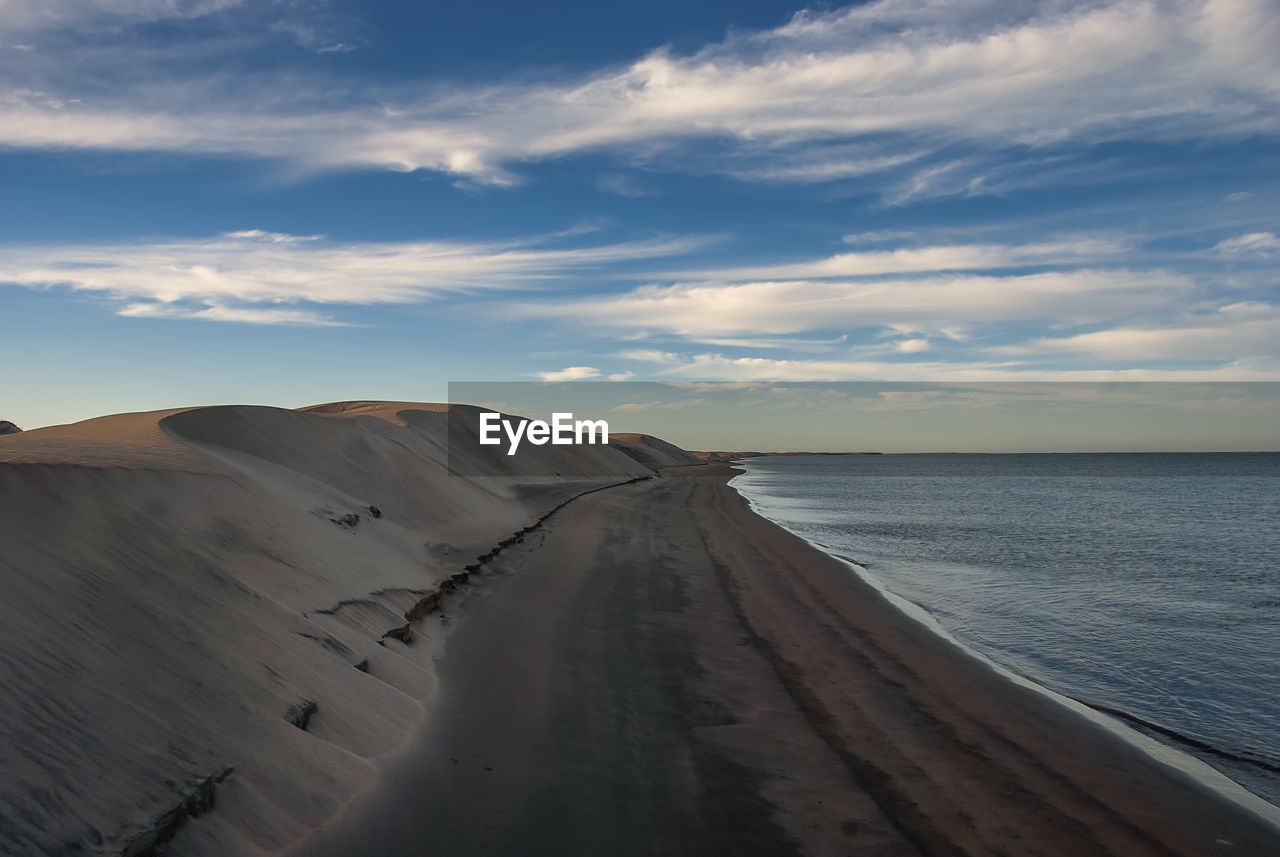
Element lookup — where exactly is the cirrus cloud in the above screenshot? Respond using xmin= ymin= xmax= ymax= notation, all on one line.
xmin=1215 ymin=232 xmax=1280 ymax=257
xmin=618 ymin=350 xmax=1280 ymax=382
xmin=0 ymin=1 xmax=1277 ymax=187
xmin=0 ymin=228 xmax=707 ymax=324
xmin=666 ymin=238 xmax=1127 ymax=279
xmin=518 ymin=269 xmax=1192 ymax=337
xmin=997 ymin=303 xmax=1280 ymax=360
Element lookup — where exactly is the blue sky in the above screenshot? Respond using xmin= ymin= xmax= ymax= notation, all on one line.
xmin=1 ymin=0 xmax=1278 ymax=431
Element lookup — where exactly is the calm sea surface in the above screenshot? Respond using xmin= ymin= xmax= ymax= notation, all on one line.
xmin=731 ymin=453 xmax=1280 ymax=805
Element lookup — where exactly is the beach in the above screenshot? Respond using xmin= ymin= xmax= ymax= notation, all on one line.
xmin=291 ymin=463 xmax=1279 ymax=857
xmin=1 ymin=405 xmax=1277 ymax=856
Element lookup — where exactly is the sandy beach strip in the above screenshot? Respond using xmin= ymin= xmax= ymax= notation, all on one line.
xmin=290 ymin=463 xmax=1280 ymax=857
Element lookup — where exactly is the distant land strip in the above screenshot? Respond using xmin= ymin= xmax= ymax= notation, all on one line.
xmin=691 ymin=450 xmax=882 ymax=461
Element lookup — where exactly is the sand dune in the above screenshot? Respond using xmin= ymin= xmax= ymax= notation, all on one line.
xmin=608 ymin=432 xmax=702 ymax=471
xmin=0 ymin=402 xmax=691 ymax=857
xmin=0 ymin=408 xmax=216 ymax=471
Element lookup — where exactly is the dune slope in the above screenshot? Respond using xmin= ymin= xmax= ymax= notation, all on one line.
xmin=0 ymin=402 xmax=681 ymax=857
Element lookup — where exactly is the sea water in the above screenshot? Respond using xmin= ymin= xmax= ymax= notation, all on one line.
xmin=730 ymin=453 xmax=1280 ymax=806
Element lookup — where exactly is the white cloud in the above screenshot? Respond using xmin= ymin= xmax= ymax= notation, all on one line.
xmin=999 ymin=303 xmax=1280 ymax=360
xmin=0 ymin=1 xmax=1276 ymax=185
xmin=696 ymin=334 xmax=850 ymax=351
xmin=0 ymin=1 xmax=361 ymax=54
xmin=1214 ymin=231 xmax=1280 ymax=256
xmin=617 ymin=349 xmax=685 ymax=364
xmin=222 ymin=229 xmax=321 ymax=243
xmin=728 ymin=152 xmax=930 ymax=183
xmin=843 ymin=230 xmax=918 ymax=244
xmin=0 ymin=0 xmax=249 ymax=30
xmin=116 ymin=301 xmax=345 ymax=326
xmin=0 ymin=229 xmax=705 ymax=323
xmin=521 ymin=269 xmax=1189 ymax=337
xmin=533 ymin=366 xmax=603 ymax=382
xmin=622 ymin=351 xmax=1280 ymax=382
xmin=671 ymin=238 xmax=1125 ymax=279
xmin=524 ymin=253 xmax=1278 ymax=377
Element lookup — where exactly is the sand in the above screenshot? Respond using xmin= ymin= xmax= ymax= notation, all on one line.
xmin=0 ymin=402 xmax=694 ymax=856
xmin=1 ymin=407 xmax=1275 ymax=856
xmin=288 ymin=464 xmax=1280 ymax=857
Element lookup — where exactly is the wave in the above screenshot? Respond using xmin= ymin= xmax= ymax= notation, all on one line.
xmin=1072 ymin=699 xmax=1280 ymax=776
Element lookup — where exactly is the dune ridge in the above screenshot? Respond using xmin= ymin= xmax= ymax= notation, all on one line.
xmin=0 ymin=402 xmax=695 ymax=857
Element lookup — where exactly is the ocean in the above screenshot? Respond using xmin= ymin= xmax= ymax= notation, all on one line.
xmin=730 ymin=452 xmax=1280 ymax=807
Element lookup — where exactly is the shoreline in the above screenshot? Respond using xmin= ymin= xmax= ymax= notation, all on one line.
xmin=289 ymin=463 xmax=1280 ymax=856
xmin=726 ymin=462 xmax=1280 ymax=828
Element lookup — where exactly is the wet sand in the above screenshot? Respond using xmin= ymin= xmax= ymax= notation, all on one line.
xmin=290 ymin=464 xmax=1280 ymax=857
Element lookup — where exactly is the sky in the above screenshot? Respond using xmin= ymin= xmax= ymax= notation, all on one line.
xmin=1 ymin=0 xmax=1278 ymax=443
